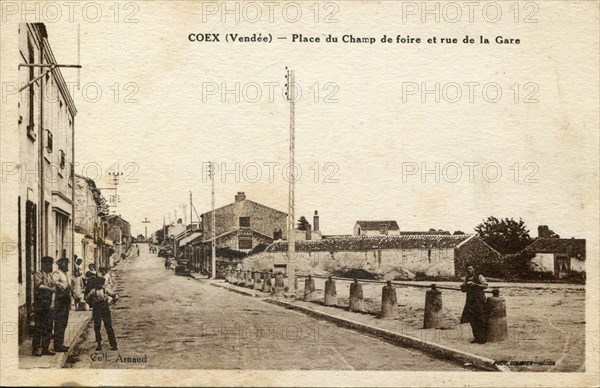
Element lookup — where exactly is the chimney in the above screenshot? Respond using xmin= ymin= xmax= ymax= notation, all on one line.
xmin=235 ymin=192 xmax=246 ymax=202
xmin=313 ymin=210 xmax=320 ymax=231
xmin=306 ymin=223 xmax=312 ymax=241
xmin=538 ymin=225 xmax=549 ymax=238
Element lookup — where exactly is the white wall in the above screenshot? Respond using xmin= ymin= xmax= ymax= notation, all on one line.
xmin=571 ymin=257 xmax=585 ymax=272
xmin=531 ymin=253 xmax=554 ymax=273
xmin=244 ymin=247 xmax=456 ymax=277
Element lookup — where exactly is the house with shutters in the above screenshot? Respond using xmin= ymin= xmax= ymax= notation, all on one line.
xmin=197 ymin=192 xmax=287 ymax=273
xmin=522 ymin=226 xmax=586 ymax=278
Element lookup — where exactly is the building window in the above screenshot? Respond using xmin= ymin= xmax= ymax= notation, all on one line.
xmin=46 ymin=130 xmax=53 ymax=153
xmin=59 ymin=150 xmax=66 ymax=169
xmin=239 ymin=217 xmax=250 ymax=228
xmin=239 ymin=237 xmax=252 ymax=249
xmin=26 ymin=39 xmax=36 ymax=140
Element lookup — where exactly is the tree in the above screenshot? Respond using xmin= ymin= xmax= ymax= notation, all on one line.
xmin=297 ymin=216 xmax=310 ymax=231
xmin=474 ymin=216 xmax=532 ymax=254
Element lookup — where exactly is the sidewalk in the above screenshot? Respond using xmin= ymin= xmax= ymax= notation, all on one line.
xmin=207 ymin=279 xmax=583 ymax=372
xmin=18 ymin=310 xmax=92 ymax=369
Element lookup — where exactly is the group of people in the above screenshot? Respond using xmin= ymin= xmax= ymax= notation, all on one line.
xmin=32 ymin=256 xmax=120 ymax=357
xmin=148 ymin=245 xmax=157 ymax=254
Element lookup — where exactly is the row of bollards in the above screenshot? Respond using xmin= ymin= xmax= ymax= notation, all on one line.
xmin=225 ymin=270 xmax=508 ymax=342
xmin=225 ymin=269 xmax=284 ymax=297
xmin=305 ymin=275 xmax=508 ymax=343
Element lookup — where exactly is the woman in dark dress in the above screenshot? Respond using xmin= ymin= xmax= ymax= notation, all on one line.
xmin=460 ymin=263 xmax=488 ymax=344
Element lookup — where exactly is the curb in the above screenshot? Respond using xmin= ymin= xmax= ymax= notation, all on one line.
xmin=264 ymin=298 xmax=509 ymax=372
xmin=50 ymin=312 xmax=93 ymax=368
xmin=210 ymin=282 xmax=261 ymax=298
xmin=210 ymin=281 xmax=296 ymax=300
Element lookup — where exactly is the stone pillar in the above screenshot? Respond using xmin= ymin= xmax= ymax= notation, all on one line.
xmin=323 ymin=277 xmax=337 ymax=306
xmin=246 ymin=271 xmax=254 ymax=289
xmin=423 ymin=284 xmax=443 ymax=329
xmin=303 ymin=275 xmax=316 ymax=302
xmin=486 ymin=288 xmax=508 ymax=342
xmin=349 ymin=279 xmax=365 ymax=312
xmin=380 ymin=281 xmax=397 ymax=319
xmin=253 ymin=271 xmax=262 ymax=290
xmin=262 ymin=272 xmax=272 ymax=293
xmin=273 ymin=272 xmax=285 ymax=297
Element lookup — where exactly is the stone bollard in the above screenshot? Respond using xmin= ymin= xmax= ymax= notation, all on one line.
xmin=262 ymin=272 xmax=272 ymax=293
xmin=486 ymin=288 xmax=508 ymax=342
xmin=273 ymin=272 xmax=285 ymax=297
xmin=349 ymin=279 xmax=366 ymax=312
xmin=303 ymin=275 xmax=317 ymax=302
xmin=423 ymin=284 xmax=443 ymax=329
xmin=239 ymin=270 xmax=246 ymax=287
xmin=226 ymin=269 xmax=232 ymax=283
xmin=380 ymin=281 xmax=398 ymax=319
xmin=233 ymin=270 xmax=239 ymax=285
xmin=253 ymin=271 xmax=262 ymax=290
xmin=323 ymin=277 xmax=337 ymax=306
xmin=246 ymin=271 xmax=255 ymax=288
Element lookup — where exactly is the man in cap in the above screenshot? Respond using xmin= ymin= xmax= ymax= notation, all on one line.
xmin=53 ymin=257 xmax=72 ymax=352
xmin=32 ymin=256 xmax=57 ymax=356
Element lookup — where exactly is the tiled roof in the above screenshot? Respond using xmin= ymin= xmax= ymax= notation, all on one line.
xmin=264 ymin=234 xmax=474 ymax=253
xmin=523 ymin=238 xmax=586 ymax=259
xmin=400 ymin=231 xmax=451 ymax=235
xmin=355 ymin=220 xmax=400 ymax=231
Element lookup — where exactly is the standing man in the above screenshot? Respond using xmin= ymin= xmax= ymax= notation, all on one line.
xmin=460 ymin=263 xmax=488 ymax=344
xmin=53 ymin=257 xmax=72 ymax=352
xmin=85 ymin=277 xmax=119 ymax=351
xmin=32 ymin=256 xmax=56 ymax=356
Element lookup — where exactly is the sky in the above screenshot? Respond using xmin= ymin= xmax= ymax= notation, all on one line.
xmin=15 ymin=1 xmax=597 ymax=245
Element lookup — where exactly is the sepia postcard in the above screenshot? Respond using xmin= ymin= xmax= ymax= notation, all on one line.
xmin=0 ymin=1 xmax=598 ymax=386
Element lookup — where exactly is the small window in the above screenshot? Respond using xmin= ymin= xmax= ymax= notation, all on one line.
xmin=239 ymin=217 xmax=250 ymax=228
xmin=239 ymin=237 xmax=252 ymax=249
xmin=46 ymin=130 xmax=53 ymax=153
xmin=59 ymin=150 xmax=66 ymax=169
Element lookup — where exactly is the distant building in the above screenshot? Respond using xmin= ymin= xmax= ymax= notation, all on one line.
xmin=198 ymin=192 xmax=287 ymax=274
xmin=522 ymin=226 xmax=586 ymax=278
xmin=74 ymin=175 xmax=108 ymax=273
xmin=354 ymin=221 xmax=400 ymax=236
xmin=106 ymin=214 xmax=131 ymax=268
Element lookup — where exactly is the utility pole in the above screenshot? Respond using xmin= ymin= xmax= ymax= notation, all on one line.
xmin=285 ymin=67 xmax=296 ymax=293
xmin=209 ymin=162 xmax=216 ymax=278
xmin=142 ymin=217 xmax=150 ymax=239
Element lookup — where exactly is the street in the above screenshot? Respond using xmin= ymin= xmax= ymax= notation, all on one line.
xmin=66 ymin=244 xmax=467 ymax=370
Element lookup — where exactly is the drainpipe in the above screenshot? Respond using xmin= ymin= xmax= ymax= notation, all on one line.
xmin=38 ymin=34 xmax=45 ymax=264
xmin=71 ymin=114 xmax=75 ymax=269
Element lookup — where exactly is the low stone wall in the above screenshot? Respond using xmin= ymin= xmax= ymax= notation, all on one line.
xmin=243 ymin=247 xmax=456 ymax=278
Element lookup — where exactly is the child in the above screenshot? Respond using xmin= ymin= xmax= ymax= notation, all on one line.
xmin=85 ymin=277 xmax=119 ymax=351
xmin=71 ymin=269 xmax=88 ymax=311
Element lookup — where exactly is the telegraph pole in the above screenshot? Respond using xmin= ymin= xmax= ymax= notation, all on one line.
xmin=285 ymin=67 xmax=296 ymax=293
xmin=142 ymin=217 xmax=150 ymax=239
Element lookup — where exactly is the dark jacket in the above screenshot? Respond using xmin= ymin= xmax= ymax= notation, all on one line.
xmin=460 ymin=273 xmax=487 ymax=324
